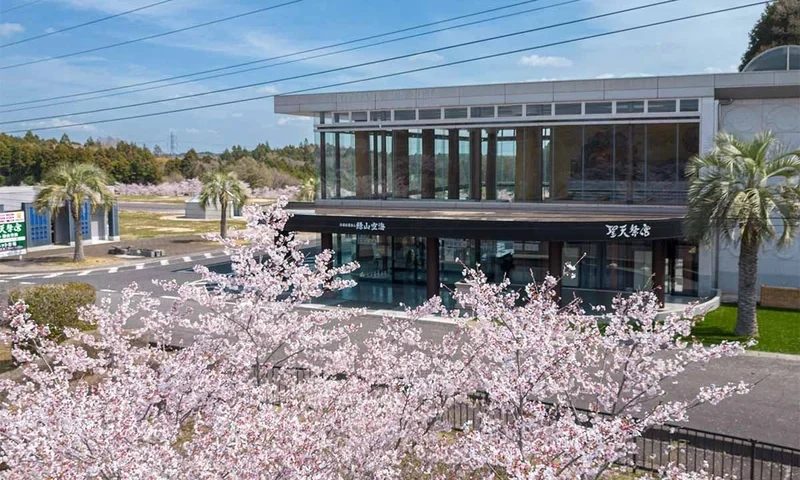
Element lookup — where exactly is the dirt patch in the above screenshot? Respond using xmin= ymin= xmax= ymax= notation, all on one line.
xmin=154 ymin=227 xmax=195 ymax=233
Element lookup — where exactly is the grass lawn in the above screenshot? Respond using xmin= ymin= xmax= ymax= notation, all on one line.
xmin=692 ymin=305 xmax=800 ymax=354
xmin=119 ymin=210 xmax=246 ymax=240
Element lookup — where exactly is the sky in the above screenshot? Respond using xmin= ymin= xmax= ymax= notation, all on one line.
xmin=0 ymin=0 xmax=765 ymax=152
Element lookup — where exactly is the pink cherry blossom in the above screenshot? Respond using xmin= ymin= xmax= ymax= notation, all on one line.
xmin=0 ymin=199 xmax=749 ymax=479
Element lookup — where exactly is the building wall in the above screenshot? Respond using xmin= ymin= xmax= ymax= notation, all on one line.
xmin=716 ymin=98 xmax=800 ymax=299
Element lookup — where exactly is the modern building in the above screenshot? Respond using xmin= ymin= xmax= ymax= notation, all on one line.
xmin=0 ymin=186 xmax=120 ymax=250
xmin=275 ymin=47 xmax=800 ymax=309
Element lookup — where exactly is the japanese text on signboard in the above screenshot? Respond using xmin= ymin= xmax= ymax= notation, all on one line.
xmin=605 ymin=223 xmax=651 ymax=239
xmin=339 ymin=221 xmax=386 ymax=232
xmin=0 ymin=210 xmax=26 ymax=258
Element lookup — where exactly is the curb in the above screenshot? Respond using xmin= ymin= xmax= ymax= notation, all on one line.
xmin=0 ymin=250 xmax=230 ymax=277
xmin=743 ymin=350 xmax=800 ymax=362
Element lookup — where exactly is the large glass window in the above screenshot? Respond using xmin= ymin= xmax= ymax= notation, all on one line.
xmin=646 ymin=124 xmax=678 ymax=203
xmin=480 ymin=240 xmax=549 ymax=286
xmin=583 ymin=125 xmax=614 ymax=201
xmin=322 ymin=122 xmax=697 ymax=203
xmin=496 ymin=130 xmax=516 ymax=201
xmin=551 ymin=126 xmax=582 ymax=200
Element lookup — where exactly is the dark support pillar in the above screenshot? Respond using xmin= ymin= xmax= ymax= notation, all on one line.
xmin=318 ymin=114 xmax=327 ymax=200
xmin=321 ymin=232 xmax=333 ymax=252
xmin=515 ymin=127 xmax=542 ymax=202
xmin=421 ymin=129 xmax=436 ymax=199
xmin=334 ymin=133 xmax=341 ymax=198
xmin=355 ymin=131 xmax=371 ymax=199
xmin=380 ymin=133 xmax=388 ymax=197
xmin=548 ymin=241 xmax=564 ymax=304
xmin=652 ymin=240 xmax=666 ymax=306
xmin=486 ymin=129 xmax=497 ymax=200
xmin=470 ymin=129 xmax=482 ymax=201
xmin=372 ymin=133 xmax=379 ymax=198
xmin=447 ymin=129 xmax=460 ymax=199
xmin=393 ymin=130 xmax=409 ymax=198
xmin=426 ymin=237 xmax=440 ymax=299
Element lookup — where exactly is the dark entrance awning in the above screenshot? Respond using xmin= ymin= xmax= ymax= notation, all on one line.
xmin=285 ymin=206 xmax=684 ymax=242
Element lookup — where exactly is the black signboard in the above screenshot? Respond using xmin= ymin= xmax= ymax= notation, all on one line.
xmin=285 ymin=213 xmax=684 ymax=242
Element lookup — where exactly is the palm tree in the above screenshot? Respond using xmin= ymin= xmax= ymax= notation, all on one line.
xmin=34 ymin=163 xmax=114 ymax=262
xmin=685 ymin=132 xmax=800 ymax=337
xmin=199 ymin=170 xmax=248 ymax=239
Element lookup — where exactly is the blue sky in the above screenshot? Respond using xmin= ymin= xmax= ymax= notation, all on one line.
xmin=0 ymin=0 xmax=763 ymax=151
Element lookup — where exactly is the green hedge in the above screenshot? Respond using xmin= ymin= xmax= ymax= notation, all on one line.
xmin=8 ymin=283 xmax=96 ymax=342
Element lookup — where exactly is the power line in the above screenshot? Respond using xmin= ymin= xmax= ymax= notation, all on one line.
xmin=0 ymin=0 xmax=555 ymax=109
xmin=3 ymin=1 xmax=768 ymax=135
xmin=0 ymin=0 xmax=44 ymax=14
xmin=0 ymin=0 xmax=681 ymax=125
xmin=0 ymin=0 xmax=179 ymax=49
xmin=0 ymin=0 xmax=303 ymax=70
xmin=0 ymin=0 xmax=582 ymax=114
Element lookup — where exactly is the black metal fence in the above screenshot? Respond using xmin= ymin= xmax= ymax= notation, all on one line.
xmin=268 ymin=368 xmax=800 ymax=479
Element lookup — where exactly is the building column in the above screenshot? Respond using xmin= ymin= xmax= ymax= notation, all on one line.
xmin=486 ymin=129 xmax=497 ymax=200
xmin=321 ymin=232 xmax=333 ymax=252
xmin=548 ymin=241 xmax=563 ymax=304
xmin=426 ymin=237 xmax=440 ymax=299
xmin=334 ymin=133 xmax=342 ymax=198
xmin=470 ymin=129 xmax=482 ymax=201
xmin=447 ymin=129 xmax=460 ymax=199
xmin=421 ymin=129 xmax=436 ymax=199
xmin=355 ymin=131 xmax=371 ymax=199
xmin=380 ymin=133 xmax=388 ymax=198
xmin=393 ymin=130 xmax=409 ymax=198
xmin=318 ymin=113 xmax=327 ymax=200
xmin=372 ymin=133 xmax=379 ymax=198
xmin=515 ymin=127 xmax=542 ymax=201
xmin=652 ymin=240 xmax=666 ymax=306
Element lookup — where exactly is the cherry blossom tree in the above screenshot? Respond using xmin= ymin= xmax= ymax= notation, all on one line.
xmin=0 ymin=200 xmax=749 ymax=479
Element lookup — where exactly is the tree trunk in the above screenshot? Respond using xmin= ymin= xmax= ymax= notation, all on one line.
xmin=71 ymin=201 xmax=85 ymax=262
xmin=735 ymin=235 xmax=759 ymax=337
xmin=220 ymin=198 xmax=228 ymax=239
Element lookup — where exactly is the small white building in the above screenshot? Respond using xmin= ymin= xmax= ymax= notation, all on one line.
xmin=0 ymin=186 xmax=120 ymax=248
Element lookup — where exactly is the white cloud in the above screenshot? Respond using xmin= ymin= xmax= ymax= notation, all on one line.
xmin=230 ymin=113 xmax=244 ymax=118
xmin=44 ymin=27 xmax=56 ymax=34
xmin=518 ymin=55 xmax=573 ymax=68
xmin=23 ymin=118 xmax=98 ymax=133
xmin=185 ymin=128 xmax=201 ymax=134
xmin=0 ymin=23 xmax=25 ymax=37
xmin=409 ymin=52 xmax=444 ymax=63
xmin=277 ymin=116 xmax=313 ymax=126
xmin=595 ymin=73 xmax=615 ymax=79
xmin=256 ymin=85 xmax=279 ymax=95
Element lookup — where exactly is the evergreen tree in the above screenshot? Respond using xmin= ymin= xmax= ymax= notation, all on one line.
xmin=739 ymin=0 xmax=800 ymax=70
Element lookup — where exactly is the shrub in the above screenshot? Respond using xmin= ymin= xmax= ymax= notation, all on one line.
xmin=8 ymin=283 xmax=96 ymax=342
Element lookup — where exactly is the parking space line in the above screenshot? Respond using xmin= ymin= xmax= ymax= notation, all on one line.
xmin=160 ymin=259 xmax=169 ymax=266
xmin=182 ymin=256 xmax=192 ymax=262
xmin=43 ymin=272 xmax=63 ymax=278
xmin=203 ymin=253 xmax=213 ymax=258
xmin=108 ymin=267 xmax=118 ymax=274
xmin=135 ymin=264 xmax=145 ymax=270
xmin=10 ymin=274 xmax=35 ymax=279
xmin=77 ymin=270 xmax=92 ymax=276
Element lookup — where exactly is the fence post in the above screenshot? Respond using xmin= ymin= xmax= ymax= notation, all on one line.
xmin=749 ymin=439 xmax=757 ymax=480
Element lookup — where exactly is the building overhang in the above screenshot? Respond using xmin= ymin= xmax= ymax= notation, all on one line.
xmin=285 ymin=202 xmax=686 ymax=242
xmin=274 ymin=71 xmax=799 ymax=118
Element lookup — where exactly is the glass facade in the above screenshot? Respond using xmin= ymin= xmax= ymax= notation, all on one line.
xmin=317 ymin=122 xmax=698 ymax=204
xmin=329 ymin=234 xmax=699 ymax=309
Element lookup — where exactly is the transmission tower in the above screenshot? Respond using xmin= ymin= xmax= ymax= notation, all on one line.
xmin=169 ymin=131 xmax=177 ymax=156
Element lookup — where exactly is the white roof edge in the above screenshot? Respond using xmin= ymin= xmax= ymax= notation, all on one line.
xmin=275 ymin=71 xmax=798 ymax=115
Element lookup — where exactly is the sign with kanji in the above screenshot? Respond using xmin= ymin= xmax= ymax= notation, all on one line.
xmin=605 ymin=223 xmax=651 ymax=239
xmin=0 ymin=210 xmax=26 ymax=258
xmin=338 ymin=221 xmax=387 ymax=232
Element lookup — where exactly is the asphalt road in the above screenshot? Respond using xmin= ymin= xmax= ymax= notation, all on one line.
xmin=118 ymin=201 xmax=185 ymax=213
xmin=2 ymin=258 xmax=798 ymax=448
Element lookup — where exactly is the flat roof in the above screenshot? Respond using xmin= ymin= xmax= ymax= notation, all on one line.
xmin=275 ymin=71 xmax=800 ymax=116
